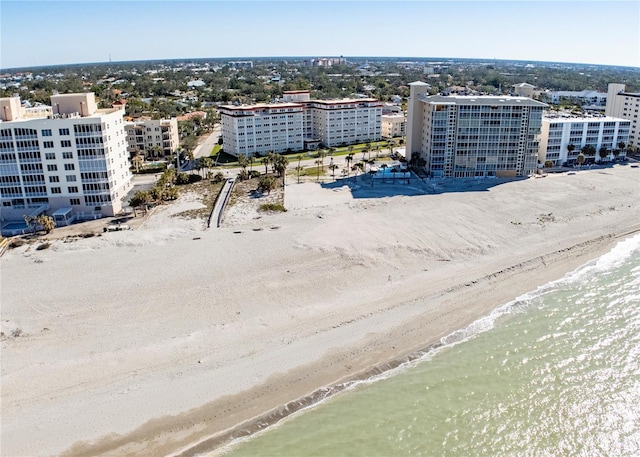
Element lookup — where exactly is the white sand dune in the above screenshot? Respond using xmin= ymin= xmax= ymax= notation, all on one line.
xmin=1 ymin=166 xmax=639 ymax=456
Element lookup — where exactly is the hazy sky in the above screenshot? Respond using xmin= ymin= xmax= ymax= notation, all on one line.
xmin=2 ymin=1 xmax=639 ymax=69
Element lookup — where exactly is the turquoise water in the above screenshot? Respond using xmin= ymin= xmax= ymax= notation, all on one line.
xmin=221 ymin=235 xmax=640 ymax=457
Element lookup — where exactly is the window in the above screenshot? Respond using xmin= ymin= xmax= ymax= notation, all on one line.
xmin=64 ymin=163 xmax=75 ymax=171
xmin=66 ymin=175 xmax=77 ymax=182
xmin=47 ymin=164 xmax=58 ymax=171
xmin=45 ymin=153 xmax=56 ymax=160
xmin=49 ymin=176 xmax=60 ymax=183
xmin=70 ymin=198 xmax=81 ymax=205
xmin=43 ymin=141 xmax=54 ymax=148
xmin=51 ymin=187 xmax=62 ymax=194
xmin=61 ymin=140 xmax=72 ymax=148
xmin=42 ymin=129 xmax=52 ymax=137
xmin=68 ymin=186 xmax=78 ymax=193
xmin=62 ymin=151 xmax=73 ymax=159
xmin=59 ymin=128 xmax=70 ymax=135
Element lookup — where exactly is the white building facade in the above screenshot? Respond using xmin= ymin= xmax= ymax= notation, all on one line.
xmin=381 ymin=113 xmax=406 ymax=138
xmin=220 ymin=93 xmax=382 ymax=155
xmin=124 ymin=118 xmax=179 ymax=159
xmin=605 ymin=83 xmax=640 ymax=150
xmin=0 ymin=93 xmax=132 ymax=225
xmin=539 ymin=114 xmax=630 ymax=166
xmin=407 ymin=82 xmax=546 ymax=178
xmin=220 ymin=103 xmax=305 ymax=156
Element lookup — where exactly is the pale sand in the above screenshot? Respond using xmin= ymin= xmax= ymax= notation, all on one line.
xmin=1 ymin=166 xmax=639 ymax=457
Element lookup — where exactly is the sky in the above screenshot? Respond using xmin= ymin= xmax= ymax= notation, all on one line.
xmin=1 ymin=0 xmax=639 ymax=69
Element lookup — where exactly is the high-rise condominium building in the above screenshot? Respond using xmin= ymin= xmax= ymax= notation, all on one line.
xmin=407 ymin=82 xmax=547 ymax=178
xmin=539 ymin=114 xmax=630 ymax=166
xmin=124 ymin=118 xmax=179 ymax=159
xmin=605 ymin=83 xmax=640 ymax=150
xmin=220 ymin=91 xmax=382 ymax=155
xmin=0 ymin=93 xmax=132 ymax=227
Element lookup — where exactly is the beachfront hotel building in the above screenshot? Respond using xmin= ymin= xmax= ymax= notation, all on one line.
xmin=539 ymin=114 xmax=630 ymax=166
xmin=220 ymin=91 xmax=382 ymax=155
xmin=124 ymin=117 xmax=179 ymax=159
xmin=406 ymin=81 xmax=546 ymax=178
xmin=605 ymin=83 xmax=640 ymax=150
xmin=0 ymin=93 xmax=132 ymax=228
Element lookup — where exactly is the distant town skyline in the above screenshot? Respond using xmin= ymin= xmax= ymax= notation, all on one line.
xmin=2 ymin=1 xmax=639 ymax=70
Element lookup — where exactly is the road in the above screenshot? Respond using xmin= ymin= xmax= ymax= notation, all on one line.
xmin=193 ymin=125 xmax=221 ymax=158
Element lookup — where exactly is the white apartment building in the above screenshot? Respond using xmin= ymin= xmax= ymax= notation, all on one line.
xmin=0 ymin=93 xmax=132 ymax=227
xmin=381 ymin=113 xmax=406 ymax=138
xmin=124 ymin=118 xmax=179 ymax=159
xmin=221 ymin=92 xmax=382 ymax=155
xmin=605 ymin=83 xmax=640 ymax=150
xmin=220 ymin=103 xmax=305 ymax=156
xmin=407 ymin=81 xmax=546 ymax=178
xmin=543 ymin=89 xmax=607 ymax=109
xmin=539 ymin=114 xmax=630 ymax=166
xmin=513 ymin=83 xmax=535 ymax=98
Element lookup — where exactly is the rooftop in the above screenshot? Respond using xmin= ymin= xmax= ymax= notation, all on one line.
xmin=421 ymin=94 xmax=547 ymax=107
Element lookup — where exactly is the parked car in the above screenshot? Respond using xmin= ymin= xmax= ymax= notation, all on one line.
xmin=103 ymin=224 xmax=131 ymax=232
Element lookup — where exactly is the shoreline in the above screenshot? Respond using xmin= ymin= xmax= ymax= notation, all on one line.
xmin=65 ymin=228 xmax=640 ymax=457
xmin=2 ymin=166 xmax=639 ymax=457
xmin=173 ymin=229 xmax=640 ymax=457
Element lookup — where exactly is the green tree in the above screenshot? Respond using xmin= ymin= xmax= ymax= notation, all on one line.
xmin=567 ymin=143 xmax=576 ymax=156
xmin=317 ymin=149 xmax=327 ymax=171
xmin=258 ymin=175 xmax=277 ymax=194
xmin=37 ymin=215 xmax=56 ymax=234
xmin=329 ymin=163 xmax=339 ymax=179
xmin=315 ymin=159 xmax=323 ymax=181
xmin=576 ymin=153 xmax=585 ymax=167
xmin=544 ymin=160 xmax=554 ymax=168
xmin=598 ymin=146 xmax=609 ymax=162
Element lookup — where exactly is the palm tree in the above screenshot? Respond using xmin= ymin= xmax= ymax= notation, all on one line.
xmin=237 ymin=154 xmax=249 ymax=179
xmin=262 ymin=155 xmax=271 ymax=175
xmin=380 ymin=163 xmax=388 ymax=183
xmin=295 ymin=165 xmax=303 ymax=184
xmin=328 ymin=147 xmax=336 ymax=157
xmin=347 ymin=145 xmax=354 ymax=157
xmin=317 ymin=149 xmax=328 ymax=171
xmin=329 ymin=163 xmax=339 ymax=179
xmin=567 ymin=143 xmax=576 ymax=157
xmin=315 ymin=159 xmax=323 ymax=181
xmin=598 ymin=146 xmax=609 ymax=162
xmin=345 ymin=154 xmax=354 ymax=179
xmin=364 ymin=142 xmax=372 ymax=161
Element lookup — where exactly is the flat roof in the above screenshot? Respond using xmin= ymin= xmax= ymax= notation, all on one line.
xmin=543 ymin=115 xmax=630 ymax=123
xmin=421 ymin=94 xmax=547 ymax=107
xmin=220 ymin=102 xmax=304 ymax=110
xmin=52 ymin=207 xmax=73 ymax=216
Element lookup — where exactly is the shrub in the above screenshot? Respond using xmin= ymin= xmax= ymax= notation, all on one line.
xmin=36 ymin=242 xmax=51 ymax=250
xmin=9 ymin=239 xmax=26 ymax=249
xmin=188 ymin=174 xmax=203 ymax=184
xmin=175 ymin=172 xmax=190 ymax=185
xmin=249 ymin=170 xmax=261 ymax=179
xmin=212 ymin=172 xmax=225 ymax=183
xmin=258 ymin=175 xmax=277 ymax=194
xmin=259 ymin=203 xmax=287 ymax=212
xmin=11 ymin=328 xmax=23 ymax=338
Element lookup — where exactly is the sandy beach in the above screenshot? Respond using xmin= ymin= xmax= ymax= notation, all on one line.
xmin=1 ymin=166 xmax=639 ymax=457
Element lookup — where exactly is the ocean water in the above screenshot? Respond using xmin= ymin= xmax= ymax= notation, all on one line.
xmin=221 ymin=234 xmax=640 ymax=457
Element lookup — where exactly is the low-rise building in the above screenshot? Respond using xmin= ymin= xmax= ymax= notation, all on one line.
xmin=124 ymin=118 xmax=179 ymax=159
xmin=543 ymin=89 xmax=607 ymax=109
xmin=513 ymin=83 xmax=535 ymax=98
xmin=539 ymin=113 xmax=630 ymax=166
xmin=0 ymin=93 xmax=132 ymax=227
xmin=381 ymin=113 xmax=406 ymax=138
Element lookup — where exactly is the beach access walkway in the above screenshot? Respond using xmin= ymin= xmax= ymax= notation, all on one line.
xmin=208 ymin=177 xmax=234 ymax=228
